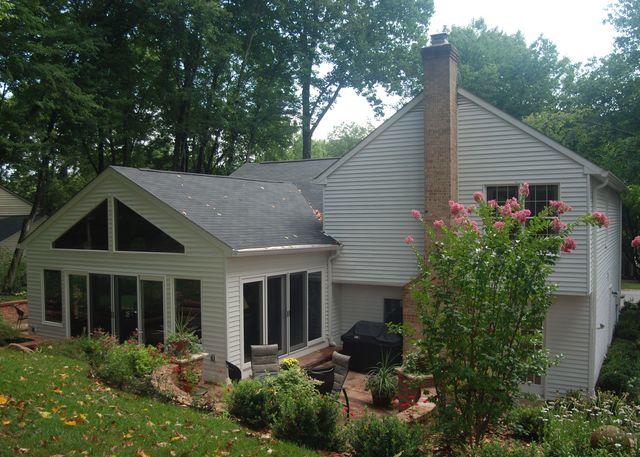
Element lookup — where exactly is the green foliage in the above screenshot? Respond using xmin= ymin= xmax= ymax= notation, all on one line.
xmin=273 ymin=390 xmax=342 ymax=450
xmin=506 ymin=406 xmax=547 ymax=442
xmin=285 ymin=121 xmax=374 ymax=159
xmin=226 ymin=379 xmax=275 ymax=429
xmin=345 ymin=415 xmax=424 ymax=457
xmin=365 ymin=352 xmax=398 ymax=405
xmin=408 ymin=190 xmax=605 ymax=446
xmin=166 ymin=317 xmax=202 ymax=358
xmin=468 ymin=440 xmax=538 ymax=457
xmin=449 ymin=19 xmax=573 ymax=119
xmin=0 ymin=250 xmax=26 ymax=294
xmin=82 ymin=333 xmax=164 ymax=394
xmin=0 ymin=315 xmax=19 ymax=344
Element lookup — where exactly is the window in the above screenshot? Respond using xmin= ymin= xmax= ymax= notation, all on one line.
xmin=68 ymin=274 xmax=88 ymax=337
xmin=43 ymin=269 xmax=62 ymax=323
xmin=90 ymin=274 xmax=112 ymax=333
xmin=243 ymin=280 xmax=263 ymax=363
xmin=308 ymin=272 xmax=322 ymax=341
xmin=115 ymin=199 xmax=184 ymax=253
xmin=53 ymin=200 xmax=108 ymax=250
xmin=486 ymin=184 xmax=558 ymax=216
xmin=383 ymin=299 xmax=403 ymax=324
xmin=289 ymin=272 xmax=307 ymax=351
xmin=175 ymin=279 xmax=201 ymax=339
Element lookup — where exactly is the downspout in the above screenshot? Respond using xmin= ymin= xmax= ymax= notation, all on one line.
xmin=590 ymin=173 xmax=609 ymax=392
xmin=327 ymin=245 xmax=342 ymax=346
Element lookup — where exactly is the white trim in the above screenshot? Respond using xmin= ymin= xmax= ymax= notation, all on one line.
xmin=313 ymin=94 xmax=424 ymax=183
xmin=233 ymin=244 xmax=338 ymax=256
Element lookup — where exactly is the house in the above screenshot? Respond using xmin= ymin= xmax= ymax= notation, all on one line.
xmin=22 ymin=33 xmax=622 ymax=398
xmin=0 ymin=184 xmax=32 ymax=256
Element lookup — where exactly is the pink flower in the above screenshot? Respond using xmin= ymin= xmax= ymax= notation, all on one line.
xmin=493 ymin=221 xmax=505 ymax=230
xmin=519 ymin=182 xmax=530 ymax=198
xmin=591 ymin=211 xmax=610 ymax=228
xmin=433 ymin=219 xmax=445 ymax=229
xmin=500 ymin=204 xmax=512 ymax=217
xmin=473 ymin=192 xmax=484 ymax=202
xmin=561 ymin=236 xmax=577 ymax=253
xmin=411 ymin=209 xmax=422 ymax=221
xmin=632 ymin=236 xmax=640 ymax=249
xmin=488 ymin=200 xmax=498 ymax=209
xmin=550 ymin=200 xmax=572 ymax=215
xmin=514 ymin=209 xmax=531 ymax=224
xmin=551 ymin=217 xmax=567 ymax=233
xmin=448 ymin=200 xmax=465 ymax=216
xmin=404 ymin=235 xmax=415 ymax=244
xmin=505 ymin=197 xmax=521 ymax=211
xmin=469 ymin=220 xmax=480 ymax=234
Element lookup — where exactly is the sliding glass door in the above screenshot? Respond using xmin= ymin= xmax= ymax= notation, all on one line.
xmin=115 ymin=276 xmax=138 ymax=343
xmin=140 ymin=278 xmax=164 ymax=345
xmin=90 ymin=274 xmax=112 ymax=334
xmin=267 ymin=275 xmax=286 ymax=354
xmin=289 ymin=272 xmax=307 ymax=352
xmin=68 ymin=274 xmax=88 ymax=337
xmin=243 ymin=280 xmax=263 ymax=363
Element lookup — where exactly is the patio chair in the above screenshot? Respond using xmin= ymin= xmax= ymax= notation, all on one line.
xmin=250 ymin=344 xmax=280 ymax=379
xmin=331 ymin=351 xmax=351 ymax=415
xmin=13 ymin=305 xmax=27 ymax=328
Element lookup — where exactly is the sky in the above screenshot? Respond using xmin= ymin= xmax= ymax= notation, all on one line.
xmin=315 ymin=0 xmax=616 ymax=139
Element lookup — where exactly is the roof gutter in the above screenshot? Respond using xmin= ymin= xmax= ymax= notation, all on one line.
xmin=232 ymin=244 xmax=339 ymax=256
xmin=590 ymin=171 xmax=626 ymax=193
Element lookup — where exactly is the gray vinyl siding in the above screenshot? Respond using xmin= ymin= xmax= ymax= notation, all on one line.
xmin=323 ymin=102 xmax=425 ymax=286
xmin=0 ymin=188 xmax=31 ymax=216
xmin=335 ymin=283 xmax=402 ymax=335
xmin=592 ymin=183 xmax=622 ymax=380
xmin=457 ymin=94 xmax=590 ymax=295
xmin=24 ymin=171 xmax=228 ymax=381
xmin=225 ymin=252 xmax=330 ymax=369
xmin=544 ymin=295 xmax=592 ymax=397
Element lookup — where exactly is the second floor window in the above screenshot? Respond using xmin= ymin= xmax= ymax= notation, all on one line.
xmin=486 ymin=184 xmax=559 ymax=216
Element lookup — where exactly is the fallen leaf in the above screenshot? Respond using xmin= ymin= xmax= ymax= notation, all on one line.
xmin=39 ymin=411 xmax=52 ymax=419
xmin=2 ymin=420 xmax=11 ymax=426
xmin=136 ymin=449 xmax=149 ymax=457
xmin=53 ymin=387 xmax=63 ymax=395
xmin=64 ymin=419 xmax=77 ymax=426
xmin=0 ymin=395 xmax=8 ymax=405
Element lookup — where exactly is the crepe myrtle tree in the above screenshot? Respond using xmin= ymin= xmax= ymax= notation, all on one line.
xmin=403 ymin=183 xmax=609 ymax=447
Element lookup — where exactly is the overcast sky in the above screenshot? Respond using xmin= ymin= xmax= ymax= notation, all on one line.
xmin=315 ymin=0 xmax=616 ymax=138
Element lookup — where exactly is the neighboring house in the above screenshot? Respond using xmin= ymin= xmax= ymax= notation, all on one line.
xmin=22 ymin=34 xmax=622 ymax=398
xmin=0 ymin=184 xmax=32 ymax=256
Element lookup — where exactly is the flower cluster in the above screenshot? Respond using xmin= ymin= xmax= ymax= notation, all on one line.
xmin=549 ymin=200 xmax=572 ymax=215
xmin=591 ymin=211 xmax=610 ymax=228
xmin=560 ymin=236 xmax=577 ymax=253
xmin=632 ymin=236 xmax=640 ymax=249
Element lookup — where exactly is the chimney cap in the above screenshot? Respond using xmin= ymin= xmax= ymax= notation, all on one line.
xmin=430 ymin=32 xmax=449 ymax=45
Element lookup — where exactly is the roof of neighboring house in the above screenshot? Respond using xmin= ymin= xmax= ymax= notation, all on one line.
xmin=231 ymin=158 xmax=339 ymax=210
xmin=0 ymin=216 xmax=25 ymax=242
xmin=111 ymin=166 xmax=337 ymax=251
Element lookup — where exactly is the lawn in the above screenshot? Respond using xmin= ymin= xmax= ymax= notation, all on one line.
xmin=622 ymin=279 xmax=640 ymax=290
xmin=0 ymin=348 xmax=318 ymax=456
xmin=0 ymin=292 xmax=26 ymax=303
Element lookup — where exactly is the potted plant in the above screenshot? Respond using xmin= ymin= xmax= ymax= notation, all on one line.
xmin=366 ymin=352 xmax=398 ymax=408
xmin=175 ymin=364 xmax=201 ymax=393
xmin=167 ymin=316 xmax=202 ymax=359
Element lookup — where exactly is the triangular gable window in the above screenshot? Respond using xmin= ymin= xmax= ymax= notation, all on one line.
xmin=114 ymin=199 xmax=184 ymax=253
xmin=53 ymin=200 xmax=108 ymax=250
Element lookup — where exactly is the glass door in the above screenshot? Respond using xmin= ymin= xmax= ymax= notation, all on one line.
xmin=89 ymin=274 xmax=112 ymax=334
xmin=68 ymin=274 xmax=88 ymax=337
xmin=267 ymin=275 xmax=286 ymax=354
xmin=242 ymin=280 xmax=264 ymax=363
xmin=115 ymin=276 xmax=138 ymax=343
xmin=140 ymin=278 xmax=164 ymax=345
xmin=289 ymin=272 xmax=307 ymax=352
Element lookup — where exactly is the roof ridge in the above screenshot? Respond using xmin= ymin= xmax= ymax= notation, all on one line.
xmin=258 ymin=157 xmax=339 ymax=164
xmin=110 ymin=165 xmax=295 ymax=185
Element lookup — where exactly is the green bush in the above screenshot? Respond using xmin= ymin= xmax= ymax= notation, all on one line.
xmin=0 ymin=315 xmax=19 ymax=344
xmin=0 ymin=251 xmax=26 ymax=294
xmin=597 ymin=339 xmax=640 ymax=401
xmin=614 ymin=303 xmax=640 ymax=341
xmin=226 ymin=379 xmax=275 ymax=429
xmin=84 ymin=335 xmax=164 ymax=394
xmin=469 ymin=440 xmax=539 ymax=457
xmin=273 ymin=390 xmax=341 ymax=450
xmin=506 ymin=406 xmax=547 ymax=442
xmin=346 ymin=415 xmax=424 ymax=457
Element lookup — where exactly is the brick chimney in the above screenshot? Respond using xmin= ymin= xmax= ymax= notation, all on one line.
xmin=402 ymin=33 xmax=460 ymax=353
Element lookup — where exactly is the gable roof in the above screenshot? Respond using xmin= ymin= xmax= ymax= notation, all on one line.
xmin=314 ymin=89 xmax=624 ymax=192
xmin=0 ymin=184 xmax=32 ymax=208
xmin=111 ymin=167 xmax=336 ymax=252
xmin=231 ymin=158 xmax=338 ymax=210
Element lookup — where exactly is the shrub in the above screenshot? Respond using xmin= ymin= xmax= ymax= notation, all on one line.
xmin=597 ymin=339 xmax=640 ymax=401
xmin=506 ymin=406 xmax=547 ymax=442
xmin=273 ymin=390 xmax=341 ymax=450
xmin=88 ymin=337 xmax=164 ymax=394
xmin=82 ymin=331 xmax=117 ymax=369
xmin=613 ymin=303 xmax=640 ymax=341
xmin=346 ymin=415 xmax=424 ymax=457
xmin=469 ymin=440 xmax=539 ymax=457
xmin=0 ymin=315 xmax=19 ymax=345
xmin=226 ymin=379 xmax=275 ymax=429
xmin=406 ymin=186 xmax=607 ymax=445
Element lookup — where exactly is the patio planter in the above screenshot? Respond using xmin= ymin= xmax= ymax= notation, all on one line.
xmin=395 ymin=367 xmax=433 ymax=411
xmin=306 ymin=366 xmax=335 ymax=394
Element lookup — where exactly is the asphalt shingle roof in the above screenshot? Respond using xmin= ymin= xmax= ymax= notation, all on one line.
xmin=111 ymin=166 xmax=336 ymax=251
xmin=231 ymin=158 xmax=338 ymax=210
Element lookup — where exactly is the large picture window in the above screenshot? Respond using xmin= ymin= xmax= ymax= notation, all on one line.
xmin=115 ymin=199 xmax=184 ymax=253
xmin=175 ymin=279 xmax=202 ymax=339
xmin=43 ymin=269 xmax=62 ymax=323
xmin=308 ymin=272 xmax=322 ymax=341
xmin=243 ymin=280 xmax=263 ymax=363
xmin=53 ymin=200 xmax=108 ymax=250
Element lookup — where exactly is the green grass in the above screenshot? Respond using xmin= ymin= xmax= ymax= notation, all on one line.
xmin=622 ymin=279 xmax=640 ymax=290
xmin=0 ymin=348 xmax=319 ymax=456
xmin=0 ymin=292 xmax=26 ymax=303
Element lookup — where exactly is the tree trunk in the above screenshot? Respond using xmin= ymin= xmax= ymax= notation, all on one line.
xmin=2 ymin=155 xmax=50 ymax=293
xmin=301 ymin=69 xmax=312 ymax=160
